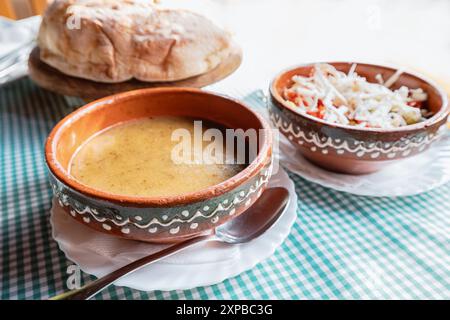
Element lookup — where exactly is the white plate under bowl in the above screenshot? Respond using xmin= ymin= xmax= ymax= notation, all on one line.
xmin=50 ymin=167 xmax=297 ymax=291
xmin=278 ymin=130 xmax=450 ymax=197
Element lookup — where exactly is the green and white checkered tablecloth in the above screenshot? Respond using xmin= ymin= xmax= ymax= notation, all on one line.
xmin=1 ymin=78 xmax=449 ymax=299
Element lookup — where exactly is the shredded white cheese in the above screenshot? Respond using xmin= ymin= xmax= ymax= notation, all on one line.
xmin=283 ymin=63 xmax=428 ymax=128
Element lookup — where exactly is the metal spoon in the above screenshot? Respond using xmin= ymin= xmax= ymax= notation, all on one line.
xmin=50 ymin=187 xmax=290 ymax=300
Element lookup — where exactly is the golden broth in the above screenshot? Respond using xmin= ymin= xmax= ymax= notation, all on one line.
xmin=69 ymin=117 xmax=245 ymax=197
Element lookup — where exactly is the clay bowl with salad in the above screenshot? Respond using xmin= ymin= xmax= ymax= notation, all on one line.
xmin=269 ymin=62 xmax=449 ymax=174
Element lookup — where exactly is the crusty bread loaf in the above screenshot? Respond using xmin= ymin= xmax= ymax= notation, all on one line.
xmin=37 ymin=0 xmax=234 ymax=83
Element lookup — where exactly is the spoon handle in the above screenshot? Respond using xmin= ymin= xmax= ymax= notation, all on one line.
xmin=50 ymin=234 xmax=213 ymax=300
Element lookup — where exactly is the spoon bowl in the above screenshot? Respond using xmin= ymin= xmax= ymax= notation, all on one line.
xmin=216 ymin=187 xmax=290 ymax=244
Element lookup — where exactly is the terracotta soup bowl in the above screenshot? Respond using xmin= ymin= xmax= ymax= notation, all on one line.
xmin=46 ymin=88 xmax=273 ymax=243
xmin=269 ymin=62 xmax=449 ymax=174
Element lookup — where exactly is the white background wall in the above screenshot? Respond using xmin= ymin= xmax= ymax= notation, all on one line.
xmin=162 ymin=0 xmax=450 ymax=93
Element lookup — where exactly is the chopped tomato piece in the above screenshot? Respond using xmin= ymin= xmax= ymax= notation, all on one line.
xmin=285 ymin=91 xmax=298 ymax=102
xmin=317 ymin=99 xmax=324 ymax=107
xmin=407 ymin=101 xmax=423 ymax=108
xmin=307 ymin=110 xmax=325 ymax=119
xmin=306 ymin=110 xmax=319 ymax=117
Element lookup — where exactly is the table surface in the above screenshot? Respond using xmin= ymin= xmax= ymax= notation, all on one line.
xmin=1 ymin=0 xmax=450 ymax=299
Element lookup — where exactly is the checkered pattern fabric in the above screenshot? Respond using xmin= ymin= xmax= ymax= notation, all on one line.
xmin=0 ymin=78 xmax=449 ymax=299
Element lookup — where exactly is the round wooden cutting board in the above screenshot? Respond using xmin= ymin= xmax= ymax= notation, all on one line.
xmin=28 ymin=44 xmax=242 ymax=100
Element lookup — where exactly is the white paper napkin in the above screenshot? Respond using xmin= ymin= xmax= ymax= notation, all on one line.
xmin=0 ymin=16 xmax=40 ymax=84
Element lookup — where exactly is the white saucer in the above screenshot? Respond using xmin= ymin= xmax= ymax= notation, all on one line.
xmin=278 ymin=130 xmax=450 ymax=197
xmin=50 ymin=167 xmax=297 ymax=291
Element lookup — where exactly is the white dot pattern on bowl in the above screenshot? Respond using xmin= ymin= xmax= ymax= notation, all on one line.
xmin=270 ymin=110 xmax=441 ymax=159
xmin=53 ymin=163 xmax=272 ymax=236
